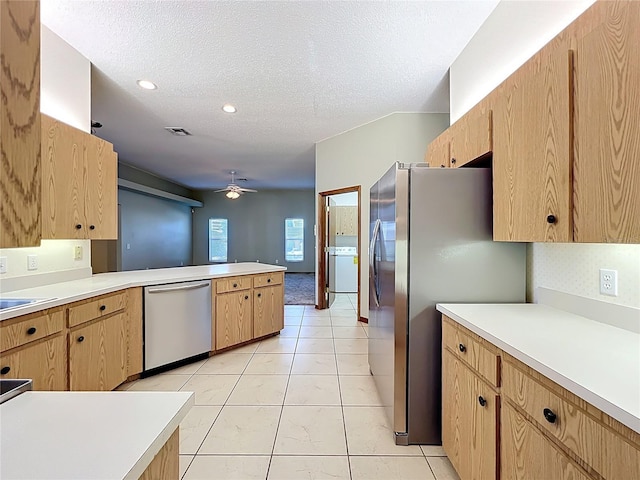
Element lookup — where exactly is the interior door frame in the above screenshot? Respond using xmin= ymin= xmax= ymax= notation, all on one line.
xmin=317 ymin=185 xmax=362 ymax=321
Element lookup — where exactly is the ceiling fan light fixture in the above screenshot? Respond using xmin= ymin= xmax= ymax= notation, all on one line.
xmin=222 ymin=104 xmax=237 ymax=113
xmin=136 ymin=79 xmax=157 ymax=90
xmin=226 ymin=190 xmax=240 ymax=199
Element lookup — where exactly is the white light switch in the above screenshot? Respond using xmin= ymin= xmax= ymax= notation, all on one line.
xmin=27 ymin=254 xmax=38 ymax=271
xmin=0 ymin=256 xmax=7 ymax=274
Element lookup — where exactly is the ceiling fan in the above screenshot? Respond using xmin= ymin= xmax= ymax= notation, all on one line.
xmin=214 ymin=171 xmax=257 ymax=199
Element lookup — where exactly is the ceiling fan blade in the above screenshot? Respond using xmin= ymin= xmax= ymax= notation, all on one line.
xmin=237 ymin=188 xmax=258 ymax=192
xmin=213 ymin=188 xmax=230 ymax=192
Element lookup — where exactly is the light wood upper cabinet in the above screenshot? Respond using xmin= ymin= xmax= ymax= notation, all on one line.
xmin=449 ymin=107 xmax=492 ymax=168
xmin=332 ymin=206 xmax=357 ymax=236
xmin=0 ymin=0 xmax=41 ymax=247
xmin=69 ymin=313 xmax=127 ymax=391
xmin=41 ymin=114 xmax=118 ymax=240
xmin=253 ymin=284 xmax=284 ymax=338
xmin=425 ymin=130 xmax=451 ymax=168
xmin=493 ymin=47 xmax=573 ymax=242
xmin=573 ymin=1 xmax=640 ymax=243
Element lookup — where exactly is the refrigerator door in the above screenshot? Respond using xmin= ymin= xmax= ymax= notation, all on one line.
xmin=369 ymin=162 xmax=410 ymax=444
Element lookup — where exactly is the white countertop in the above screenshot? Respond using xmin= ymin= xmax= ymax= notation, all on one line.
xmin=0 ymin=391 xmax=194 ymax=480
xmin=437 ymin=303 xmax=640 ymax=435
xmin=0 ymin=263 xmax=286 ymax=321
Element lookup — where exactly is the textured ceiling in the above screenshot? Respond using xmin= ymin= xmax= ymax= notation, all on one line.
xmin=42 ymin=1 xmax=498 ymax=190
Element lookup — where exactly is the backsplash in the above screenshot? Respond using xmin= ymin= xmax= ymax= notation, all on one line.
xmin=0 ymin=240 xmax=92 ymax=292
xmin=528 ymin=243 xmax=640 ymax=308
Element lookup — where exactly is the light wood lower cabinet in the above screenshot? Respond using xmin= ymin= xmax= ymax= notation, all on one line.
xmin=0 ymin=334 xmax=67 ymax=390
xmin=138 ymin=428 xmax=179 ymax=480
xmin=502 ymin=402 xmax=592 ymax=480
xmin=215 ymin=290 xmax=253 ymax=350
xmin=69 ymin=313 xmax=127 ymax=391
xmin=443 ymin=349 xmax=499 ymax=480
xmin=254 ymin=284 xmax=284 ymax=338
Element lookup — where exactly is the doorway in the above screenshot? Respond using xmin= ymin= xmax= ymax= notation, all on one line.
xmin=317 ymin=186 xmax=362 ymax=321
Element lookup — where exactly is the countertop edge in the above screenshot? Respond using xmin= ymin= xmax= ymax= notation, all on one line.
xmin=436 ymin=303 xmax=640 ymax=435
xmin=124 ymin=392 xmax=195 ymax=480
xmin=0 ymin=264 xmax=287 ymax=321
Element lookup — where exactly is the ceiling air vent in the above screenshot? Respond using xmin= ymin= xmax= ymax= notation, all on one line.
xmin=164 ymin=127 xmax=192 ymax=136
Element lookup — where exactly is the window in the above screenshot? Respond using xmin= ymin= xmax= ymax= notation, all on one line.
xmin=285 ymin=218 xmax=304 ymax=262
xmin=209 ymin=218 xmax=228 ymax=262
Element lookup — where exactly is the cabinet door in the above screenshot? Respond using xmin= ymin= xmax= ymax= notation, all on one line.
xmin=0 ymin=335 xmax=67 ymax=390
xmin=215 ymin=291 xmax=253 ymax=350
xmin=493 ymin=48 xmax=572 ymax=242
xmin=85 ymin=134 xmax=118 ymax=239
xmin=0 ymin=0 xmax=41 ymax=248
xmin=41 ymin=114 xmax=88 ymax=239
xmin=253 ymin=285 xmax=284 ymax=338
xmin=501 ymin=403 xmax=592 ymax=480
xmin=449 ymin=107 xmax=492 ymax=168
xmin=341 ymin=207 xmax=357 ymax=235
xmin=443 ymin=349 xmax=498 ymax=480
xmin=426 ymin=131 xmax=451 ymax=168
xmin=573 ymin=1 xmax=640 ymax=243
xmin=69 ymin=313 xmax=126 ymax=391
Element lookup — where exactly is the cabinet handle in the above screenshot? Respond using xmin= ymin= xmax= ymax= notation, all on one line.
xmin=440 ymin=164 xmax=446 ymax=168
xmin=0 ymin=366 xmax=10 ymax=375
xmin=451 ymin=158 xmax=457 ymax=165
xmin=258 ymin=293 xmax=262 ymax=298
xmin=89 ymin=225 xmax=95 ymax=230
xmin=77 ymin=336 xmax=85 ymax=343
xmin=75 ymin=224 xmax=82 ymax=230
xmin=546 ymin=215 xmax=557 ymax=224
xmin=26 ymin=327 xmax=37 ymax=335
xmin=478 ymin=396 xmax=487 ymax=407
xmin=458 ymin=343 xmax=466 ymax=353
xmin=233 ymin=283 xmax=238 ymax=288
xmin=543 ymin=408 xmax=557 ymax=424
xmin=267 ymin=278 xmax=271 ymax=283
xmin=244 ymin=295 xmax=249 ymax=300
xmin=99 ymin=305 xmax=106 ymax=311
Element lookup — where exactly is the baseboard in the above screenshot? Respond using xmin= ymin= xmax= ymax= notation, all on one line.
xmin=359 ymin=316 xmax=368 ymax=324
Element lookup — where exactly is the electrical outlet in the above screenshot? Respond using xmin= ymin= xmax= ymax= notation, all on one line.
xmin=599 ymin=268 xmax=618 ymax=296
xmin=0 ymin=256 xmax=7 ymax=274
xmin=74 ymin=245 xmax=83 ymax=260
xmin=275 ymin=259 xmax=279 ymax=264
xmin=27 ymin=254 xmax=38 ymax=271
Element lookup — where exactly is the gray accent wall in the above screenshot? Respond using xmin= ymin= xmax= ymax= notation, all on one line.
xmin=119 ymin=189 xmax=193 ymax=271
xmin=193 ymin=190 xmax=315 ymax=273
xmin=119 ymin=162 xmax=197 ymax=198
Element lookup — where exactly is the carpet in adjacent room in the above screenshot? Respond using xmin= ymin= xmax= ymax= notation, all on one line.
xmin=284 ymin=272 xmax=315 ymax=305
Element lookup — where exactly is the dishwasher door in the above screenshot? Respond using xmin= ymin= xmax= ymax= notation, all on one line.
xmin=144 ymin=280 xmax=212 ymax=370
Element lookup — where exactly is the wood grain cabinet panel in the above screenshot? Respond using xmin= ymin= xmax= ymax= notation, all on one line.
xmin=425 ymin=131 xmax=451 ymax=168
xmin=138 ymin=428 xmax=179 ymax=480
xmin=0 ymin=0 xmax=41 ymax=248
xmin=216 ymin=276 xmax=252 ymax=294
xmin=493 ymin=47 xmax=573 ymax=242
xmin=67 ymin=290 xmax=127 ymax=328
xmin=253 ymin=272 xmax=284 ymax=288
xmin=449 ymin=107 xmax=492 ymax=168
xmin=69 ymin=313 xmax=127 ymax=391
xmin=84 ymin=133 xmax=118 ymax=239
xmin=573 ymin=1 xmax=640 ymax=243
xmin=502 ymin=403 xmax=592 ymax=480
xmin=215 ymin=290 xmax=253 ymax=350
xmin=0 ymin=308 xmax=63 ymax=352
xmin=442 ymin=349 xmax=499 ymax=480
xmin=253 ymin=284 xmax=284 ymax=338
xmin=126 ymin=287 xmax=144 ymax=377
xmin=0 ymin=334 xmax=67 ymax=390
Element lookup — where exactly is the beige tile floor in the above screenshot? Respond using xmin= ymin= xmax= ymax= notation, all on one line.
xmin=121 ymin=293 xmax=460 ymax=480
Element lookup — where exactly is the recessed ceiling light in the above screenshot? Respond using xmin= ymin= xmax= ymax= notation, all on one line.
xmin=137 ymin=79 xmax=157 ymax=90
xmin=222 ymin=104 xmax=237 ymax=113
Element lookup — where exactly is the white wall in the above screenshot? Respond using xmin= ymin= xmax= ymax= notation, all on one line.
xmin=316 ymin=112 xmax=450 ymax=317
xmin=450 ymin=0 xmax=595 ymax=123
xmin=451 ymin=0 xmax=639 ymax=309
xmin=0 ymin=27 xmax=92 ymax=291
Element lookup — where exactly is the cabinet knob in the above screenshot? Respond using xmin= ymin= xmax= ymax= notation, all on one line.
xmin=267 ymin=278 xmax=271 ymax=283
xmin=75 ymin=224 xmax=82 ymax=230
xmin=451 ymin=158 xmax=457 ymax=165
xmin=458 ymin=343 xmax=466 ymax=353
xmin=478 ymin=396 xmax=487 ymax=407
xmin=99 ymin=305 xmax=106 ymax=311
xmin=546 ymin=215 xmax=557 ymax=224
xmin=89 ymin=225 xmax=95 ymax=230
xmin=77 ymin=336 xmax=85 ymax=343
xmin=26 ymin=327 xmax=37 ymax=335
xmin=0 ymin=366 xmax=10 ymax=375
xmin=244 ymin=295 xmax=249 ymax=300
xmin=440 ymin=164 xmax=446 ymax=168
xmin=233 ymin=283 xmax=238 ymax=288
xmin=257 ymin=293 xmax=262 ymax=298
xmin=543 ymin=408 xmax=557 ymax=424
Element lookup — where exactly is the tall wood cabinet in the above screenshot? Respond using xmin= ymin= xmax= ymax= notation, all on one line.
xmin=0 ymin=0 xmax=41 ymax=248
xmin=41 ymin=114 xmax=118 ymax=239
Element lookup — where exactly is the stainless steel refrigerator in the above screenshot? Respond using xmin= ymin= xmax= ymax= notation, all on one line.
xmin=368 ymin=163 xmax=525 ymax=445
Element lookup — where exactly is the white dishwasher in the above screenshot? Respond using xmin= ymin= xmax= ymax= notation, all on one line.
xmin=144 ymin=280 xmax=212 ymax=371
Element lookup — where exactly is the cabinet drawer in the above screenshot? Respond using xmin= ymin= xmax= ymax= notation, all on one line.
xmin=502 ymin=360 xmax=640 ymax=479
xmin=67 ymin=291 xmax=127 ymax=328
xmin=442 ymin=316 xmax=500 ymax=387
xmin=0 ymin=308 xmax=64 ymax=352
xmin=253 ymin=272 xmax=283 ymax=288
xmin=216 ymin=276 xmax=252 ymax=293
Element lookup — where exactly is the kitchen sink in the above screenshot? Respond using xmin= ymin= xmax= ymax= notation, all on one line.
xmin=0 ymin=379 xmax=32 ymax=404
xmin=0 ymin=298 xmax=54 ymax=311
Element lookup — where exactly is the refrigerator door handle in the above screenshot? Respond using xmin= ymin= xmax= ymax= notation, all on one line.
xmin=369 ymin=218 xmax=381 ymax=307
